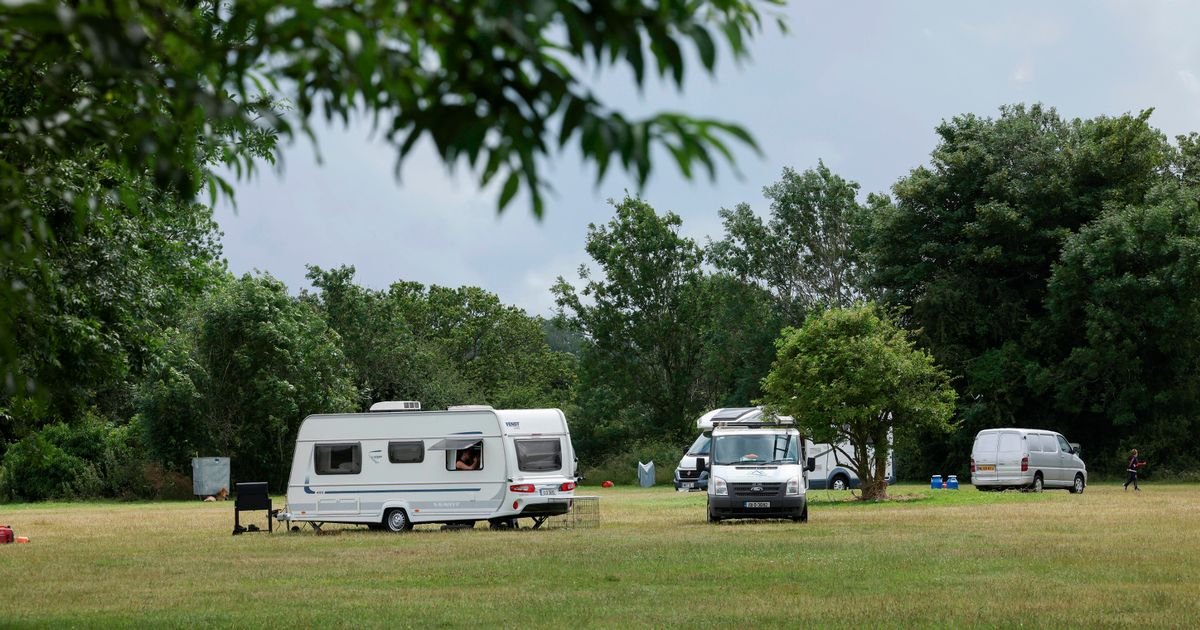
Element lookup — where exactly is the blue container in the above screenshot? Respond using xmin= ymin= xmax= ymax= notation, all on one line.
xmin=930 ymin=474 xmax=942 ymax=490
xmin=946 ymin=475 xmax=959 ymax=490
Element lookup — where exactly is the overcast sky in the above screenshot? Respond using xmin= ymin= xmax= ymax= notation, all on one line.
xmin=215 ymin=1 xmax=1200 ymax=317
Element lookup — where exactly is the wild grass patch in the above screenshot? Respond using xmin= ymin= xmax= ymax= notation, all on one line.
xmin=1 ymin=483 xmax=1197 ymax=627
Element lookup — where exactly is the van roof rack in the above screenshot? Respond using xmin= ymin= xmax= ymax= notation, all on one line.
xmin=713 ymin=419 xmax=795 ymax=429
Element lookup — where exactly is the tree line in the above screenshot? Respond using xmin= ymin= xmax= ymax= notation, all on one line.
xmin=4 ymin=103 xmax=1199 ymax=499
xmin=5 ymin=4 xmax=1200 ymax=498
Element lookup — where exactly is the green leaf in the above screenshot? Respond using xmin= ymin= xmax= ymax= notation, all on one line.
xmin=499 ymin=170 xmax=521 ymax=212
xmin=690 ymin=25 xmax=716 ymax=71
xmin=559 ymin=95 xmax=587 ymax=147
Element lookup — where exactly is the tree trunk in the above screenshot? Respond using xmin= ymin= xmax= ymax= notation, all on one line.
xmin=859 ymin=426 xmax=890 ymax=500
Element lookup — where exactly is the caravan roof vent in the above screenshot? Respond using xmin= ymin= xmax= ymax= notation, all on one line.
xmin=369 ymin=400 xmax=422 ymax=412
xmin=447 ymin=404 xmax=495 ymax=411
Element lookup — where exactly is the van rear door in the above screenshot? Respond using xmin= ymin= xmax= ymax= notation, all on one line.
xmin=972 ymin=432 xmax=1000 ymax=484
xmin=995 ymin=431 xmax=1025 ymax=484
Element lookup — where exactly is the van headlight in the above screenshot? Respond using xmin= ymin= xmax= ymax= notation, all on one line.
xmin=786 ymin=476 xmax=801 ymax=496
xmin=712 ymin=476 xmax=728 ymax=496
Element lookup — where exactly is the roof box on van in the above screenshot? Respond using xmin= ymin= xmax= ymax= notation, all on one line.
xmin=696 ymin=407 xmax=796 ymax=430
xmin=696 ymin=407 xmax=762 ymax=429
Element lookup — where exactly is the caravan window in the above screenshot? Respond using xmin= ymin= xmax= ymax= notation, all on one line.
xmin=388 ymin=441 xmax=424 ymax=464
xmin=516 ymin=439 xmax=562 ymax=472
xmin=314 ymin=443 xmax=361 ymax=475
xmin=447 ymin=443 xmax=483 ymax=471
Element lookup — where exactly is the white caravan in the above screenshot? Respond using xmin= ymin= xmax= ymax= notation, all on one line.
xmin=807 ymin=434 xmax=896 ymax=491
xmin=279 ymin=402 xmax=578 ymax=531
xmin=675 ymin=407 xmax=895 ymax=491
xmin=970 ymin=428 xmax=1087 ymax=493
xmin=698 ymin=419 xmax=814 ymax=522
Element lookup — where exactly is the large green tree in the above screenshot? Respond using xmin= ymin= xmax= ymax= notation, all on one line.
xmin=1046 ymin=185 xmax=1200 ymax=470
xmin=137 ymin=273 xmax=358 ymax=489
xmin=553 ymin=196 xmax=711 ymax=450
xmin=305 ymin=265 xmax=576 ymax=412
xmin=710 ymin=162 xmax=870 ymax=325
xmin=762 ymin=304 xmax=957 ymax=500
xmin=0 ymin=155 xmax=225 ymax=448
xmin=2 ymin=0 xmax=785 ymax=386
xmin=693 ymin=273 xmax=782 ymax=409
xmin=863 ymin=104 xmax=1170 ymax=472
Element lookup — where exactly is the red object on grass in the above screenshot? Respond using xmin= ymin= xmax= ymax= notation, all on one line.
xmin=601 ymin=480 xmax=614 ymax=488
xmin=0 ymin=525 xmax=13 ymax=544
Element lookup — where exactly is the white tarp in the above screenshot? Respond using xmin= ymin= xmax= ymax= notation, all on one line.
xmin=638 ymin=461 xmax=656 ymax=487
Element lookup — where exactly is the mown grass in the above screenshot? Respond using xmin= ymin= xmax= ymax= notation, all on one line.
xmin=1 ymin=483 xmax=1198 ymax=628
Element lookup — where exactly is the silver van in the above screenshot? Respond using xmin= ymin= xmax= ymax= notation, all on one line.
xmin=970 ymin=428 xmax=1087 ymax=493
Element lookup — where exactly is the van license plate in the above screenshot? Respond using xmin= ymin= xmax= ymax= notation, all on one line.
xmin=744 ymin=501 xmax=771 ymax=508
xmin=977 ymin=465 xmax=995 ymax=471
xmin=539 ymin=489 xmax=557 ymax=496
xmin=680 ymin=482 xmax=694 ymax=489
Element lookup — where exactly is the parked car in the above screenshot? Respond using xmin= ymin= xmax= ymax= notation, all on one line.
xmin=970 ymin=428 xmax=1087 ymax=493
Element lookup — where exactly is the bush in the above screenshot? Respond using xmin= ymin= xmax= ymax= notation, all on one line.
xmin=581 ymin=439 xmax=687 ymax=486
xmin=0 ymin=430 xmax=94 ymax=501
xmin=0 ymin=414 xmax=170 ymax=502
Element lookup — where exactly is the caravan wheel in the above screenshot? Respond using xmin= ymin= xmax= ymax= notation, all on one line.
xmin=384 ymin=508 xmax=412 ymax=532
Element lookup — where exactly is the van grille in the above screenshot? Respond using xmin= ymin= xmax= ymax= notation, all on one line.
xmin=678 ymin=469 xmax=702 ymax=480
xmin=732 ymin=483 xmax=782 ymax=496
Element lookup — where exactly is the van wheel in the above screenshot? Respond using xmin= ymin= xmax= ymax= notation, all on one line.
xmin=384 ymin=508 xmax=412 ymax=532
xmin=706 ymin=500 xmax=721 ymax=523
xmin=1070 ymin=474 xmax=1085 ymax=494
xmin=1030 ymin=473 xmax=1044 ymax=493
xmin=793 ymin=505 xmax=808 ymax=523
xmin=831 ymin=475 xmax=850 ymax=491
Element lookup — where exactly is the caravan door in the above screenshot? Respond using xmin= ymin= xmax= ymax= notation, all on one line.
xmin=312 ymin=442 xmax=363 ymax=515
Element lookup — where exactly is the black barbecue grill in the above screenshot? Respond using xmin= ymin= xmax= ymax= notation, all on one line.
xmin=232 ymin=481 xmax=273 ymax=535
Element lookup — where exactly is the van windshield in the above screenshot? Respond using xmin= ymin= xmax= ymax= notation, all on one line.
xmin=712 ymin=433 xmax=798 ymax=465
xmin=687 ymin=433 xmax=711 ymax=456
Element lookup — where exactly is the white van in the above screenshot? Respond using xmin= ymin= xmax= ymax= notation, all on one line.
xmin=675 ymin=407 xmax=895 ymax=492
xmin=970 ymin=428 xmax=1087 ymax=493
xmin=279 ymin=402 xmax=578 ymax=531
xmin=674 ymin=407 xmax=760 ymax=491
xmin=699 ymin=419 xmax=815 ymax=522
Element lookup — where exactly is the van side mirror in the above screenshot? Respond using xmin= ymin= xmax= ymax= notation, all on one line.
xmin=806 ymin=457 xmax=816 ymax=472
xmin=696 ymin=457 xmax=707 ymax=472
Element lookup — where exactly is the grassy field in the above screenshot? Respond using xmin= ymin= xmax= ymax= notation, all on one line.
xmin=1 ymin=483 xmax=1198 ymax=628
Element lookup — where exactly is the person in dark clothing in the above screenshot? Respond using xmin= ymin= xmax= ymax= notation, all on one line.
xmin=455 ymin=446 xmax=481 ymax=470
xmin=1124 ymin=449 xmax=1144 ymax=491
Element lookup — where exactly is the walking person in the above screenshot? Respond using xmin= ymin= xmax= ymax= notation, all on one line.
xmin=1124 ymin=449 xmax=1145 ymax=491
